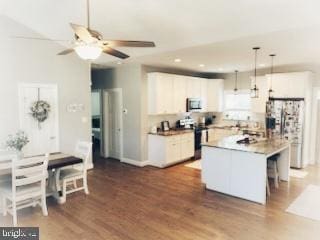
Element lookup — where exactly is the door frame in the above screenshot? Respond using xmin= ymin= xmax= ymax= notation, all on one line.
xmin=103 ymin=88 xmax=123 ymax=160
xmin=310 ymin=87 xmax=320 ymax=165
xmin=18 ymin=83 xmax=60 ymax=154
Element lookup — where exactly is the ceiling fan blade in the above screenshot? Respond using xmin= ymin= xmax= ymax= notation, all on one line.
xmin=104 ymin=40 xmax=155 ymax=47
xmin=103 ymin=46 xmax=129 ymax=59
xmin=11 ymin=36 xmax=69 ymax=42
xmin=70 ymin=23 xmax=93 ymax=43
xmin=57 ymin=49 xmax=74 ymax=55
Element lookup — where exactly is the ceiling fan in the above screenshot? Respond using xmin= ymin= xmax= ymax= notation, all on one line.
xmin=13 ymin=0 xmax=156 ymax=60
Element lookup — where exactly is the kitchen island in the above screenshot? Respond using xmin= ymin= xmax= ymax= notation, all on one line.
xmin=202 ymin=135 xmax=290 ymax=204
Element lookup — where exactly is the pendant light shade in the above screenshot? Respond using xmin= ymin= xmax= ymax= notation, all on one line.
xmin=268 ymin=54 xmax=276 ymax=98
xmin=251 ymin=47 xmax=260 ymax=98
xmin=234 ymin=70 xmax=239 ymax=94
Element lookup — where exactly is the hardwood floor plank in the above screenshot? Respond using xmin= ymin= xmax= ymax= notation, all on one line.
xmin=1 ymin=157 xmax=320 ymax=239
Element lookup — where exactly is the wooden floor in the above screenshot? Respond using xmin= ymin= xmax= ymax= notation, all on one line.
xmin=1 ymin=157 xmax=320 ymax=240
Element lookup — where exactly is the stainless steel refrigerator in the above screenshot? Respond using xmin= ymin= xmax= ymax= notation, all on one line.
xmin=266 ymin=98 xmax=305 ymax=168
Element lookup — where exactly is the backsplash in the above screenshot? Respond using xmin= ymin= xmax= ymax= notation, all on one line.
xmin=148 ymin=111 xmax=265 ymax=131
xmin=148 ymin=112 xmax=217 ymax=130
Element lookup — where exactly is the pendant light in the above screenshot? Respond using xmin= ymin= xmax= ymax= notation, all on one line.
xmin=251 ymin=47 xmax=260 ymax=98
xmin=268 ymin=54 xmax=276 ymax=98
xmin=234 ymin=70 xmax=239 ymax=94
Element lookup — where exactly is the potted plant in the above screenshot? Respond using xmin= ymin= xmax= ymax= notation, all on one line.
xmin=6 ymin=131 xmax=29 ymax=157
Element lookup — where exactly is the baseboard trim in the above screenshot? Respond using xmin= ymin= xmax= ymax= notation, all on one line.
xmin=121 ymin=158 xmax=149 ymax=167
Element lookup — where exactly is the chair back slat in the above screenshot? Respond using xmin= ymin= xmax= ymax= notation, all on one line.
xmin=12 ymin=154 xmax=49 ymax=189
xmin=15 ymin=164 xmax=44 ymax=177
xmin=14 ymin=156 xmax=45 ymax=167
xmin=15 ymin=174 xmax=44 ymax=187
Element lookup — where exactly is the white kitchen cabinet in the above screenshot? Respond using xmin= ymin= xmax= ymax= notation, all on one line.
xmin=207 ymin=79 xmax=224 ymax=112
xmin=200 ymin=78 xmax=208 ymax=112
xmin=250 ymin=76 xmax=268 ymax=113
xmin=148 ymin=73 xmax=224 ymax=114
xmin=148 ymin=133 xmax=194 ymax=168
xmin=266 ymin=72 xmax=311 ymax=98
xmin=180 ymin=133 xmax=195 ymax=159
xmin=173 ymin=75 xmax=187 ymax=113
xmin=148 ymin=72 xmax=174 ymax=114
xmin=186 ymin=77 xmax=202 ymax=98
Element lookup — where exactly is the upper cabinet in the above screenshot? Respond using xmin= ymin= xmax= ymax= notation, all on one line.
xmin=148 ymin=72 xmax=174 ymax=115
xmin=173 ymin=75 xmax=187 ymax=113
xmin=148 ymin=72 xmax=224 ymax=115
xmin=207 ymin=79 xmax=224 ymax=112
xmin=250 ymin=71 xmax=313 ymax=113
xmin=267 ymin=72 xmax=311 ymax=98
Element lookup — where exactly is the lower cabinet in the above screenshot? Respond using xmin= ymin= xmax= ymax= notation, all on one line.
xmin=148 ymin=133 xmax=194 ymax=168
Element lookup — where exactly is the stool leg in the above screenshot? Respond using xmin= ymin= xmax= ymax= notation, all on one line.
xmin=266 ymin=176 xmax=271 ymax=197
xmin=274 ymin=162 xmax=279 ymax=188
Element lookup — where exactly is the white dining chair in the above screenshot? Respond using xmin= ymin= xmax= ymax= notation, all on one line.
xmin=1 ymin=154 xmax=49 ymax=226
xmin=55 ymin=141 xmax=92 ymax=203
xmin=0 ymin=157 xmax=13 ymax=214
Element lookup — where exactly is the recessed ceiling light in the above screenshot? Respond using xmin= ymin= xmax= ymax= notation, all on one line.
xmin=259 ymin=63 xmax=265 ymax=67
xmin=117 ymin=61 xmax=122 ymax=65
xmin=199 ymin=64 xmax=205 ymax=68
xmin=174 ymin=58 xmax=181 ymax=63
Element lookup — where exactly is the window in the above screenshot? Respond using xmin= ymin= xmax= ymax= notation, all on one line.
xmin=223 ymin=90 xmax=251 ymax=120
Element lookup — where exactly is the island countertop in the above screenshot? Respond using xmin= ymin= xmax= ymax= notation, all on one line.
xmin=202 ymin=135 xmax=290 ymax=155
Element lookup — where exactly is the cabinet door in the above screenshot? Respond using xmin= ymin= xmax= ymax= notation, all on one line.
xmin=268 ymin=72 xmax=309 ymax=98
xmin=148 ymin=73 xmax=174 ymax=114
xmin=186 ymin=77 xmax=201 ymax=98
xmin=173 ymin=75 xmax=187 ymax=113
xmin=181 ymin=135 xmax=194 ymax=159
xmin=207 ymin=79 xmax=224 ymax=112
xmin=251 ymin=76 xmax=268 ymax=113
xmin=166 ymin=141 xmax=181 ymax=164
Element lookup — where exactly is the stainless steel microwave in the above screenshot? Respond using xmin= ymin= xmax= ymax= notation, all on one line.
xmin=187 ymin=98 xmax=202 ymax=112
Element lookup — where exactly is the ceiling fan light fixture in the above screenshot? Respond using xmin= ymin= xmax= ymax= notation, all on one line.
xmin=74 ymin=45 xmax=102 ymax=60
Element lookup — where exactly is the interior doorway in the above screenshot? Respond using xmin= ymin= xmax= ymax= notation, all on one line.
xmin=103 ymin=88 xmax=123 ymax=160
xmin=91 ymin=90 xmax=103 ymax=158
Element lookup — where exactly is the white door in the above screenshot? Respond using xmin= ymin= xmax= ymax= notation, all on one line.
xmin=19 ymin=84 xmax=59 ymax=156
xmin=104 ymin=89 xmax=123 ymax=160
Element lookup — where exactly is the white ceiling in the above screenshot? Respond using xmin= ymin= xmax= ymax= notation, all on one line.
xmin=1 ymin=0 xmax=320 ymax=72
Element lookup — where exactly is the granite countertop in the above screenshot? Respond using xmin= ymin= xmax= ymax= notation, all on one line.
xmin=149 ymin=129 xmax=194 ymax=136
xmin=202 ymin=135 xmax=290 ymax=155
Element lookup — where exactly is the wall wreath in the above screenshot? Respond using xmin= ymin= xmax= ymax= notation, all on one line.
xmin=30 ymin=100 xmax=51 ymax=128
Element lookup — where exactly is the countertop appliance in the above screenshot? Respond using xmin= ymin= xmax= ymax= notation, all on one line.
xmin=266 ymin=98 xmax=305 ymax=168
xmin=160 ymin=121 xmax=170 ymax=132
xmin=187 ymin=98 xmax=202 ymax=112
xmin=176 ymin=118 xmax=194 ymax=129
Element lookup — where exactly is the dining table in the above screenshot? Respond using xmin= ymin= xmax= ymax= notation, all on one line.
xmin=0 ymin=151 xmax=83 ymax=204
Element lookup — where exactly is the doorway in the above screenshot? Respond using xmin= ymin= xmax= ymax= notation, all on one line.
xmin=103 ymin=88 xmax=123 ymax=160
xmin=18 ymin=83 xmax=59 ymax=157
xmin=91 ymin=90 xmax=103 ymax=158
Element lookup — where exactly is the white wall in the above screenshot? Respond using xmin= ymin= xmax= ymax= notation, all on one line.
xmin=91 ymin=91 xmax=101 ymax=116
xmin=92 ymin=64 xmax=143 ymax=163
xmin=0 ymin=16 xmax=91 ymax=161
